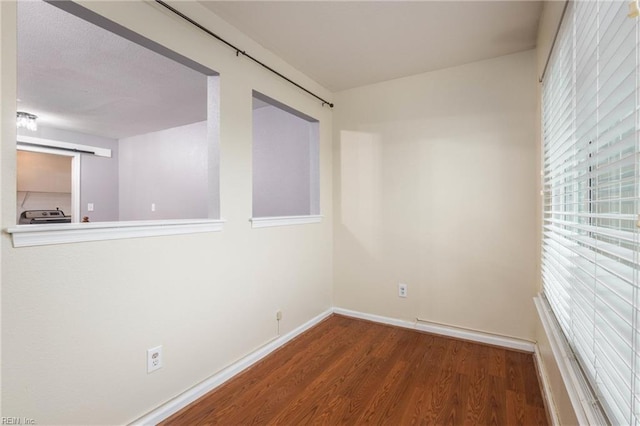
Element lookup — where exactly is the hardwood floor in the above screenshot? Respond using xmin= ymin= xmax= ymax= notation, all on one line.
xmin=162 ymin=315 xmax=548 ymax=425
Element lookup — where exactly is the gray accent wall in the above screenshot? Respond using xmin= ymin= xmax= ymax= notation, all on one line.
xmin=80 ymin=137 xmax=119 ymax=222
xmin=118 ymin=121 xmax=208 ymax=221
xmin=309 ymin=122 xmax=320 ymax=215
xmin=252 ymin=104 xmax=319 ymax=217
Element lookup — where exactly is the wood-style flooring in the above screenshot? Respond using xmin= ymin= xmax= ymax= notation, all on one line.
xmin=162 ymin=314 xmax=548 ymax=425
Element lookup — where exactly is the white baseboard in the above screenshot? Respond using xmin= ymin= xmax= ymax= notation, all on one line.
xmin=333 ymin=307 xmax=536 ymax=352
xmin=133 ymin=306 xmax=536 ymax=425
xmin=130 ymin=308 xmax=333 ymax=426
xmin=533 ymin=344 xmax=561 ymax=426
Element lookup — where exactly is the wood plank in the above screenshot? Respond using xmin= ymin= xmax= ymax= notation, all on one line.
xmin=434 ymin=372 xmax=470 ymax=425
xmin=506 ymin=389 xmax=527 ymax=425
xmin=230 ymin=317 xmax=373 ymax=424
xmin=161 ymin=315 xmax=549 ymax=426
xmin=505 ymin=350 xmax=526 ymax=393
xmin=463 ymin=346 xmax=490 ymax=425
xmin=321 ymin=326 xmax=409 ymax=424
xmin=263 ymin=321 xmax=385 ymax=425
xmin=398 ymin=333 xmax=449 ymax=425
xmin=481 ymin=374 xmax=507 ymax=425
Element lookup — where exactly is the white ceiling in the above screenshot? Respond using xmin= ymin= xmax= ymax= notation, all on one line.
xmin=18 ymin=1 xmax=208 ymax=140
xmin=201 ymin=1 xmax=543 ymax=92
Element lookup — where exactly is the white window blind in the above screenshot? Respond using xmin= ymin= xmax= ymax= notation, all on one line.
xmin=542 ymin=1 xmax=640 ymax=424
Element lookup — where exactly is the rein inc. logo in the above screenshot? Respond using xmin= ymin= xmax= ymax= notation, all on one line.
xmin=1 ymin=418 xmax=35 ymax=425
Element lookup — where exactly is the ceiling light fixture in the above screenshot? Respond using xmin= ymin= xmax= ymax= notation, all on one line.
xmin=17 ymin=111 xmax=38 ymax=131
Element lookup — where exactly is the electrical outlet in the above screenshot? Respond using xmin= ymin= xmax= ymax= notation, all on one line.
xmin=276 ymin=310 xmax=282 ymax=321
xmin=87 ymin=203 xmax=94 ymax=212
xmin=151 ymin=203 xmax=156 ymax=212
xmin=147 ymin=345 xmax=162 ymax=373
xmin=398 ymin=283 xmax=408 ymax=298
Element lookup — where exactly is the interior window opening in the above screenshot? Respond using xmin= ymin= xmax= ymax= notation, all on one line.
xmin=252 ymin=91 xmax=320 ymax=219
xmin=16 ymin=0 xmax=220 ymax=226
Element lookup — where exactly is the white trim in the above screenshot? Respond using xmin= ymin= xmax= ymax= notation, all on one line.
xmin=130 ymin=308 xmax=333 ymax=426
xmin=333 ymin=307 xmax=536 ymax=352
xmin=6 ymin=219 xmax=225 ymax=247
xmin=130 ymin=307 xmax=542 ymax=425
xmin=71 ymin=152 xmax=81 ymax=223
xmin=534 ymin=295 xmax=602 ymax=425
xmin=17 ymin=135 xmax=111 ymax=157
xmin=534 ymin=345 xmax=561 ymax=426
xmin=250 ymin=215 xmax=322 ymax=228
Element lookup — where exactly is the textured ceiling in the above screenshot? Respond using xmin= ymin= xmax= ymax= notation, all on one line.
xmin=18 ymin=1 xmax=208 ymax=140
xmin=17 ymin=1 xmax=542 ymax=139
xmin=202 ymin=1 xmax=542 ymax=92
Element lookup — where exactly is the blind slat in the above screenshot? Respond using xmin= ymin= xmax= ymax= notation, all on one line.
xmin=541 ymin=2 xmax=639 ymax=424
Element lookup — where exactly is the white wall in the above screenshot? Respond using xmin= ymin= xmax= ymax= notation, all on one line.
xmin=0 ymin=1 xmax=333 ymax=424
xmin=333 ymin=50 xmax=539 ymax=341
xmin=119 ymin=121 xmax=208 ymax=221
xmin=16 ymin=150 xmax=71 ymax=193
xmin=0 ymin=5 xmax=5 ymax=415
xmin=18 ymin=125 xmax=120 ymax=222
xmin=252 ymin=105 xmax=318 ymax=217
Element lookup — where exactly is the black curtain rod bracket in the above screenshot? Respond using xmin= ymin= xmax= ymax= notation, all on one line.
xmin=539 ymin=0 xmax=570 ymax=83
xmin=155 ymin=0 xmax=334 ymax=108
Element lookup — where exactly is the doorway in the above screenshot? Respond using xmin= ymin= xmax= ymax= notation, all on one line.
xmin=16 ymin=144 xmax=80 ymax=223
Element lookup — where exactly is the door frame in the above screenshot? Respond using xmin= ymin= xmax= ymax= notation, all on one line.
xmin=17 ymin=139 xmax=81 ymax=223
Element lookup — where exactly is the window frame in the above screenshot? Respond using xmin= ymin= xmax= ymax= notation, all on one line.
xmin=250 ymin=90 xmax=321 ymax=228
xmin=6 ymin=1 xmax=224 ymax=247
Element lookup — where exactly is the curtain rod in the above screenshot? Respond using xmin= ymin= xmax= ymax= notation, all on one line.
xmin=154 ymin=0 xmax=334 ymax=108
xmin=539 ymin=0 xmax=570 ymax=83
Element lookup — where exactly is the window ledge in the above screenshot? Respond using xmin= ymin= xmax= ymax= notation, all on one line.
xmin=6 ymin=219 xmax=225 ymax=247
xmin=250 ymin=215 xmax=322 ymax=228
xmin=534 ymin=295 xmax=606 ymax=425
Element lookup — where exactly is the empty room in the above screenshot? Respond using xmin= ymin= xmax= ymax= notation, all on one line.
xmin=0 ymin=0 xmax=637 ymax=425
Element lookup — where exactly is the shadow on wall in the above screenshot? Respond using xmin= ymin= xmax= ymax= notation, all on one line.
xmin=339 ymin=130 xmax=383 ymax=256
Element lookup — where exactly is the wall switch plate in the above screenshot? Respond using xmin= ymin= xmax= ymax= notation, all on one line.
xmin=87 ymin=203 xmax=94 ymax=212
xmin=147 ymin=345 xmax=162 ymax=373
xmin=398 ymin=283 xmax=408 ymax=298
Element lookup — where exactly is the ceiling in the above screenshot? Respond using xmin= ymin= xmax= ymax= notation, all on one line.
xmin=18 ymin=1 xmax=208 ymax=140
xmin=17 ymin=1 xmax=542 ymax=139
xmin=201 ymin=1 xmax=543 ymax=92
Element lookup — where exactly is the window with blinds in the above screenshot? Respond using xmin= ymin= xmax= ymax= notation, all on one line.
xmin=541 ymin=1 xmax=640 ymax=424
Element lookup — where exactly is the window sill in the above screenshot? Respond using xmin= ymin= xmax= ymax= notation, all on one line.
xmin=534 ymin=295 xmax=605 ymax=425
xmin=250 ymin=215 xmax=322 ymax=228
xmin=6 ymin=219 xmax=225 ymax=247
